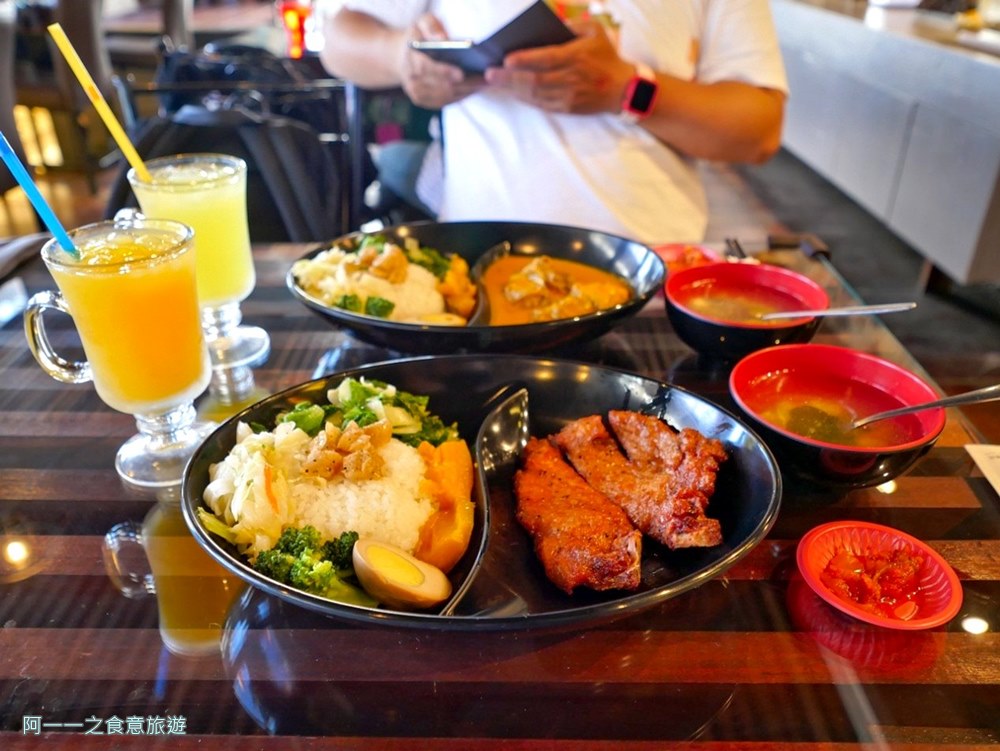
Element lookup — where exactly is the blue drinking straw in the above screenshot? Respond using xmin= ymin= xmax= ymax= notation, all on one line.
xmin=0 ymin=131 xmax=77 ymax=256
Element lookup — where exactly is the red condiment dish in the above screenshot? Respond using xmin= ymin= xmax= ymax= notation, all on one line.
xmin=796 ymin=521 xmax=963 ymax=630
xmin=653 ymin=243 xmax=722 ymax=275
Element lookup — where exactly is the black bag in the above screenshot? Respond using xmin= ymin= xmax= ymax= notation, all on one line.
xmin=105 ymin=105 xmax=346 ymax=243
xmin=153 ymin=46 xmax=346 ymax=138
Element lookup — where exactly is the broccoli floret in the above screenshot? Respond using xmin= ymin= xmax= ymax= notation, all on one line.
xmin=251 ymin=526 xmax=375 ymax=607
xmin=253 ymin=547 xmax=295 ymax=582
xmin=321 ymin=530 xmax=359 ymax=570
xmin=274 ymin=524 xmax=323 ymax=557
xmin=288 ymin=552 xmax=335 ymax=591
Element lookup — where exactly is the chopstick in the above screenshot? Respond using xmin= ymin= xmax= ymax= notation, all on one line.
xmin=724 ymin=237 xmax=748 ymax=259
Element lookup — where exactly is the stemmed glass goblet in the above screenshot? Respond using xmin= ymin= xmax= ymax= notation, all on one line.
xmin=24 ymin=216 xmax=215 ymax=489
xmin=127 ymin=153 xmax=271 ymax=372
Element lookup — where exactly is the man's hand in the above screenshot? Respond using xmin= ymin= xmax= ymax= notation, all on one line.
xmin=401 ymin=14 xmax=484 ymax=110
xmin=483 ymin=20 xmax=632 ymax=114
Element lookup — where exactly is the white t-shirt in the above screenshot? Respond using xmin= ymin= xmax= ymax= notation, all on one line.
xmin=343 ymin=0 xmax=788 ymax=244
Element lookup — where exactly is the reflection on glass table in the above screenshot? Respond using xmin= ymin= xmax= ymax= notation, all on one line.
xmin=104 ymin=497 xmax=245 ymax=657
xmin=1 ymin=239 xmax=996 ymax=747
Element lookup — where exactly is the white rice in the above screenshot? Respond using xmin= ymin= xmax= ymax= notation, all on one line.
xmin=292 ymin=247 xmax=445 ymax=322
xmin=290 ymin=439 xmax=433 ymax=552
xmin=203 ymin=421 xmax=435 ymax=556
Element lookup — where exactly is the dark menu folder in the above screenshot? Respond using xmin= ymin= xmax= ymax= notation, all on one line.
xmin=409 ymin=2 xmax=575 ymax=74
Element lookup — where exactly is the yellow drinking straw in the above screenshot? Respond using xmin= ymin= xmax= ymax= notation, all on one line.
xmin=46 ymin=23 xmax=152 ymax=182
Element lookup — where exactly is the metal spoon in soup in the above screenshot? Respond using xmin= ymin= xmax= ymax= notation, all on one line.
xmin=850 ymin=383 xmax=1000 ymax=429
xmin=758 ymin=301 xmax=917 ymax=321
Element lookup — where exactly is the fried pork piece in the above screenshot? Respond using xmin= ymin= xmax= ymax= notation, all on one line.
xmin=514 ymin=437 xmax=642 ymax=594
xmin=554 ymin=413 xmax=725 ymax=550
xmin=609 ymin=410 xmax=727 ymax=522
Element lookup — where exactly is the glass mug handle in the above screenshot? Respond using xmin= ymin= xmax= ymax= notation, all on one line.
xmin=23 ymin=290 xmax=92 ymax=384
xmin=103 ymin=520 xmax=155 ymax=599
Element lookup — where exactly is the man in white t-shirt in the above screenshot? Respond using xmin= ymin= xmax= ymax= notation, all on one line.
xmin=320 ymin=1 xmax=787 ymax=244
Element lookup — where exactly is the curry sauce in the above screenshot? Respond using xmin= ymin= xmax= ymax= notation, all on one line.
xmin=481 ymin=255 xmax=631 ymax=325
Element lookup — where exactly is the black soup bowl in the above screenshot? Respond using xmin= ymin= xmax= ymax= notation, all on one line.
xmin=665 ymin=261 xmax=829 ymax=362
xmin=287 ymin=220 xmax=665 ymax=354
xmin=729 ymin=344 xmax=945 ymax=487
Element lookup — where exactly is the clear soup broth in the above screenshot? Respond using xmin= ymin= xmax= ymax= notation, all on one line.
xmin=743 ymin=370 xmax=924 ymax=447
xmin=682 ymin=282 xmax=808 ymax=325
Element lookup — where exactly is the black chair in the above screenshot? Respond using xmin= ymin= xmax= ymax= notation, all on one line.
xmin=106 ymin=0 xmax=195 ymax=73
xmin=121 ymin=45 xmax=364 ymax=230
xmin=104 ymin=104 xmax=346 ymax=243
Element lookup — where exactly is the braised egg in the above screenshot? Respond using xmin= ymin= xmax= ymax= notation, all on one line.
xmin=352 ymin=538 xmax=452 ymax=610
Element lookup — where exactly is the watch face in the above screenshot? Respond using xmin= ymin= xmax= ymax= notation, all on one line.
xmin=630 ymin=78 xmax=657 ymax=113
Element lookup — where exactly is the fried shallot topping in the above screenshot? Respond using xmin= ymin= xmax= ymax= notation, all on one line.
xmin=302 ymin=419 xmax=392 ymax=481
xmin=344 ymin=242 xmax=410 ymax=284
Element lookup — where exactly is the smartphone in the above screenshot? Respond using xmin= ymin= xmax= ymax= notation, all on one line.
xmin=408 ymin=39 xmax=492 ymax=74
xmin=409 ymin=40 xmax=475 ymax=52
xmin=407 ymin=3 xmax=573 ymax=74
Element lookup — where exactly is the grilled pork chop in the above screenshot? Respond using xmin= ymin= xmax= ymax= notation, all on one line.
xmin=514 ymin=437 xmax=642 ymax=594
xmin=554 ymin=412 xmax=725 ymax=549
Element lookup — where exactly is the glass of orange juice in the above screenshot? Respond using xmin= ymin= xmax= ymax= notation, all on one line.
xmin=24 ymin=216 xmax=214 ymax=489
xmin=127 ymin=153 xmax=271 ymax=372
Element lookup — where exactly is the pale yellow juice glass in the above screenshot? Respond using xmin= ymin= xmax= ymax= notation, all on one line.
xmin=128 ymin=153 xmax=271 ymax=370
xmin=25 ymin=217 xmax=214 ymax=489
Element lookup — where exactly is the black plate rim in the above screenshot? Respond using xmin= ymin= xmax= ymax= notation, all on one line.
xmin=182 ymin=353 xmax=782 ymax=631
xmin=283 ymin=219 xmax=665 ymax=336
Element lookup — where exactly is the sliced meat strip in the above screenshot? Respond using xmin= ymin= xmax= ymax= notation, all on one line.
xmin=514 ymin=437 xmax=642 ymax=594
xmin=555 ymin=413 xmax=725 ymax=549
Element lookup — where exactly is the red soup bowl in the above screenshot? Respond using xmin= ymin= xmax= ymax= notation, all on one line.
xmin=665 ymin=261 xmax=829 ymax=361
xmin=729 ymin=344 xmax=945 ymax=487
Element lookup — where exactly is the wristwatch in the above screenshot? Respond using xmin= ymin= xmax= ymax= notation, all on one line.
xmin=620 ymin=63 xmax=658 ymax=125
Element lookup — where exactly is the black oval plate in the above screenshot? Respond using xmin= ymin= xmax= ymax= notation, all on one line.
xmin=286 ymin=220 xmax=665 ymax=354
xmin=182 ymin=355 xmax=781 ymax=631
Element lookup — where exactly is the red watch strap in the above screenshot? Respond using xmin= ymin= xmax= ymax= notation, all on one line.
xmin=620 ymin=63 xmax=658 ymax=124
